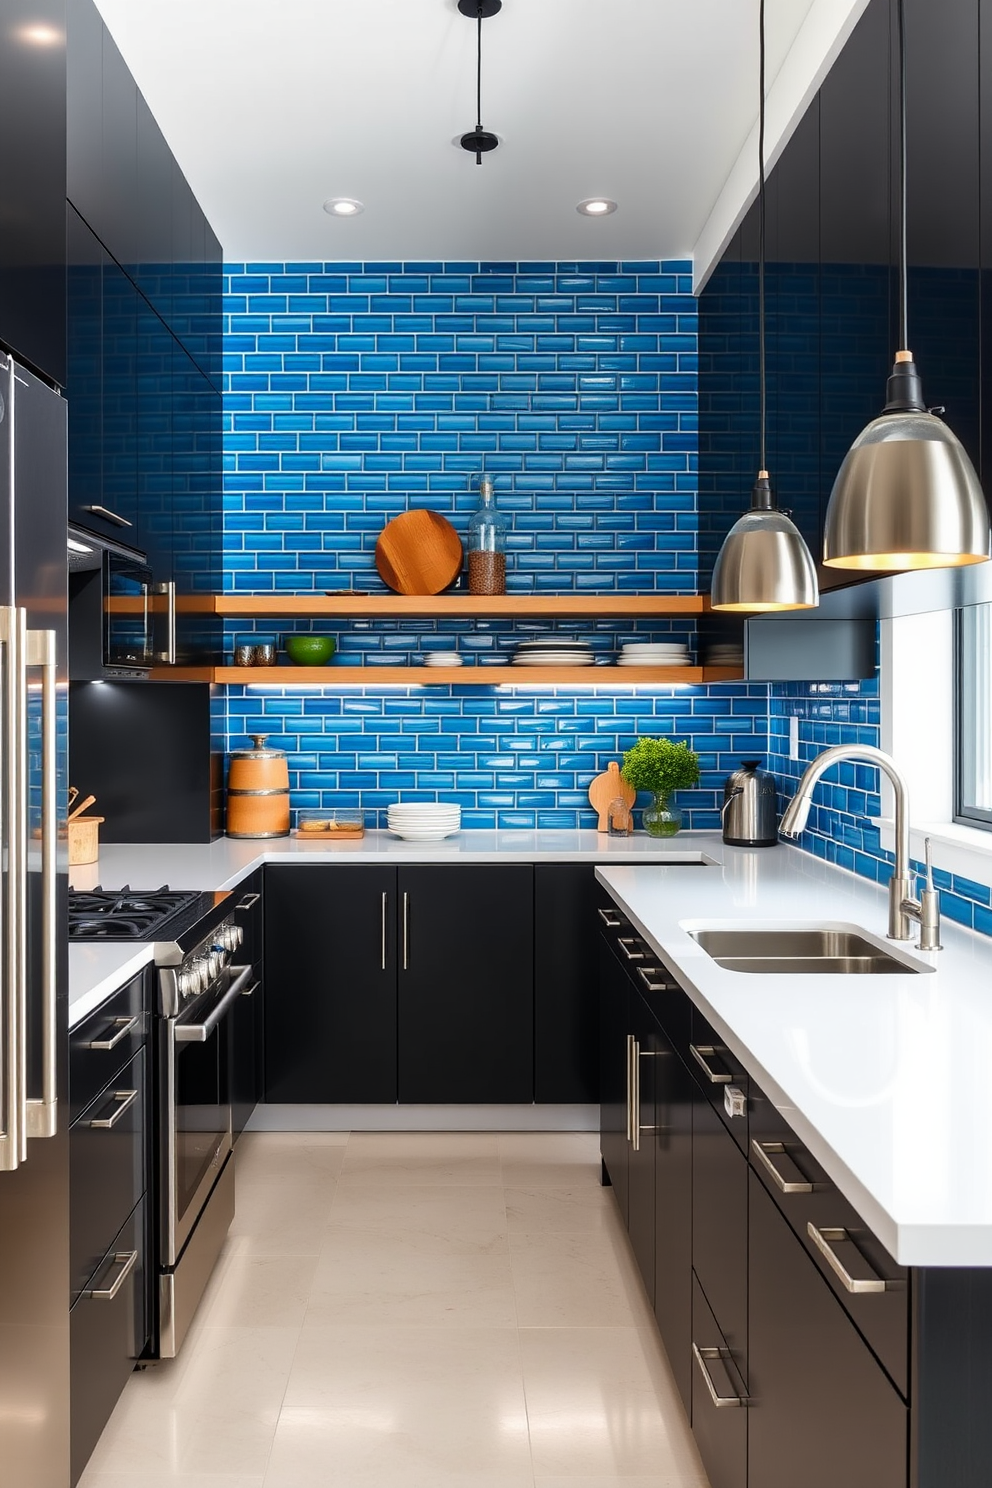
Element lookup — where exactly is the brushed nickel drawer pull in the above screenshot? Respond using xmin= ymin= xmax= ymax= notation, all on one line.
xmin=597 ymin=907 xmax=623 ymax=928
xmin=690 ymin=1044 xmax=732 ymax=1084
xmin=85 ymin=1249 xmax=138 ymax=1301
xmin=751 ymin=1139 xmax=814 ymax=1194
xmin=402 ymin=893 xmax=409 ymax=971
xmin=88 ymin=1089 xmax=138 ymax=1129
xmin=807 ymin=1223 xmax=887 ymax=1294
xmin=235 ymin=892 xmax=260 ymax=911
xmin=381 ymin=891 xmax=388 ymax=971
xmin=637 ymin=966 xmax=671 ymax=992
xmin=85 ymin=1015 xmax=140 ymax=1052
xmin=625 ymin=1033 xmax=635 ymax=1143
xmin=631 ymin=1038 xmax=641 ymax=1152
xmin=692 ymin=1343 xmax=748 ymax=1408
xmin=618 ymin=937 xmax=646 ymax=962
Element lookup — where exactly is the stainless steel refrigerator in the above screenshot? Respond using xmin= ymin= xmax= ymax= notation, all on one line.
xmin=0 ymin=351 xmax=69 ymax=1484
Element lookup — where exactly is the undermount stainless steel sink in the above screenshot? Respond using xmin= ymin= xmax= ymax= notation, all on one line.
xmin=688 ymin=927 xmax=928 ymax=975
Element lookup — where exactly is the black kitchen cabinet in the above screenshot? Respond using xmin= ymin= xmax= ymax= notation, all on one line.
xmin=598 ymin=928 xmax=630 ymax=1218
xmin=135 ymin=92 xmax=174 ymax=327
xmin=230 ymin=872 xmax=264 ymax=1140
xmin=652 ymin=1001 xmax=694 ymax=1414
xmin=66 ymin=205 xmax=104 ymax=532
xmin=627 ymin=991 xmax=658 ymax=1306
xmin=136 ymin=295 xmax=173 ymax=578
xmin=264 ymin=866 xmax=398 ymax=1104
xmin=534 ymin=864 xmax=600 ymax=1103
xmin=691 ymin=1270 xmax=748 ymax=1488
xmin=100 ymin=257 xmax=139 ymax=538
xmin=397 ymin=865 xmax=533 ymax=1103
xmin=101 ymin=23 xmax=137 ymax=271
xmin=0 ymin=0 xmax=67 ymax=385
xmin=747 ymin=1170 xmax=907 ymax=1488
xmin=692 ymin=1091 xmax=748 ymax=1389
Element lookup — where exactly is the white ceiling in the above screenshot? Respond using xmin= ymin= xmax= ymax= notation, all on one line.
xmin=93 ymin=0 xmax=823 ymax=263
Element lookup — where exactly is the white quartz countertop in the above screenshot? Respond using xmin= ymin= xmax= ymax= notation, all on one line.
xmin=69 ymin=942 xmax=156 ymax=1031
xmin=595 ymin=846 xmax=992 ymax=1268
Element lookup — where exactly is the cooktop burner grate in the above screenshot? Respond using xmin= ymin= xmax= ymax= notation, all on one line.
xmin=68 ymin=885 xmax=203 ymax=940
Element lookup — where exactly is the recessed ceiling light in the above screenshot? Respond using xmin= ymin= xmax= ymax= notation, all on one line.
xmin=323 ymin=198 xmax=364 ymax=217
xmin=576 ymin=198 xmax=617 ymax=217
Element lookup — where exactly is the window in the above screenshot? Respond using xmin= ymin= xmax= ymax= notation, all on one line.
xmin=956 ymin=603 xmax=992 ymax=829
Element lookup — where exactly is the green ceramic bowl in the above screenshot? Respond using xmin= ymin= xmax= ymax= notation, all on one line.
xmin=284 ymin=634 xmax=336 ymax=666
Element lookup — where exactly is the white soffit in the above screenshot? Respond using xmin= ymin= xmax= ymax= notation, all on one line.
xmin=91 ymin=0 xmax=829 ymax=264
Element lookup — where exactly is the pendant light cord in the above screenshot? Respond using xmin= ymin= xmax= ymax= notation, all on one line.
xmin=758 ymin=0 xmax=767 ymax=475
xmin=476 ymin=7 xmax=483 ymax=131
xmin=897 ymin=0 xmax=909 ymax=349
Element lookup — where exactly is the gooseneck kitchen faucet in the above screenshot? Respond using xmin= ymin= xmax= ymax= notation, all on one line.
xmin=779 ymin=744 xmax=941 ymax=949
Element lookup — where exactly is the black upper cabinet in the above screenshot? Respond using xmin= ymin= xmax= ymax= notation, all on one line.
xmin=397 ymin=866 xmax=534 ymax=1103
xmin=66 ymin=0 xmax=102 ymax=224
xmin=136 ymin=297 xmax=173 ymax=574
xmin=100 ymin=258 xmax=138 ymax=536
xmin=135 ymin=94 xmax=173 ymax=329
xmin=66 ymin=205 xmax=103 ymax=531
xmin=101 ymin=25 xmax=137 ymax=272
xmin=0 ymin=0 xmax=67 ymax=384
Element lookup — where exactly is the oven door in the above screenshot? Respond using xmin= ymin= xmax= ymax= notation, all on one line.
xmin=161 ymin=965 xmax=252 ymax=1265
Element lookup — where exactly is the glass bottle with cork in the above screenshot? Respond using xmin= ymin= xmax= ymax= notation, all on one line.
xmin=467 ymin=473 xmax=507 ymax=595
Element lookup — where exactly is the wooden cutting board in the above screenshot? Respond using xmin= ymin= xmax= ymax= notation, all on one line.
xmin=375 ymin=510 xmax=464 ymax=595
xmin=588 ymin=760 xmax=636 ymax=832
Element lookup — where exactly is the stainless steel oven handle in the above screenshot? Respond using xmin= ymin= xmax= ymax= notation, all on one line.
xmin=26 ymin=626 xmax=57 ymax=1140
xmin=87 ymin=1089 xmax=138 ymax=1129
xmin=85 ymin=1249 xmax=138 ymax=1301
xmin=175 ymin=965 xmax=254 ymax=1043
xmin=86 ymin=1015 xmax=141 ymax=1052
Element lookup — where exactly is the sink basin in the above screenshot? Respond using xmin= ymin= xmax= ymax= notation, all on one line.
xmin=688 ymin=927 xmax=928 ymax=975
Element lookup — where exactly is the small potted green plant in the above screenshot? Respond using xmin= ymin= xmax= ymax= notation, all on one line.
xmin=621 ymin=736 xmax=700 ymax=837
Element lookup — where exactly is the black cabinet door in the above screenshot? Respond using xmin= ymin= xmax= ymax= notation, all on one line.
xmin=67 ymin=0 xmax=103 ymax=226
xmin=0 ymin=0 xmax=66 ymax=385
xmin=627 ymin=993 xmax=657 ymax=1305
xmin=264 ymin=866 xmax=397 ymax=1103
xmin=653 ymin=1020 xmax=694 ymax=1414
xmin=136 ymin=294 xmax=173 ymax=577
xmin=534 ymin=865 xmax=600 ymax=1103
xmin=599 ymin=933 xmax=630 ymax=1217
xmin=67 ymin=205 xmax=104 ymax=533
xmin=397 ymin=865 xmax=533 ymax=1103
xmin=100 ymin=23 xmax=136 ymax=271
xmin=692 ymin=1091 xmax=748 ymax=1383
xmin=748 ymin=1171 xmax=907 ymax=1488
xmin=99 ymin=257 xmax=138 ymax=538
xmin=135 ymin=92 xmax=174 ymax=328
xmin=230 ymin=974 xmax=259 ymax=1141
xmin=691 ymin=1269 xmax=748 ymax=1488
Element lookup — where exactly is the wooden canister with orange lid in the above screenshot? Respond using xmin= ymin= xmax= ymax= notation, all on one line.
xmin=226 ymin=734 xmax=290 ymax=838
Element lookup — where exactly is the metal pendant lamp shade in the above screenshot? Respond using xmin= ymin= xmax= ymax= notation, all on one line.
xmin=710 ymin=0 xmax=819 ymax=613
xmin=823 ymin=369 xmax=990 ymax=571
xmin=711 ymin=475 xmax=819 ymax=611
xmin=822 ymin=0 xmax=990 ymax=572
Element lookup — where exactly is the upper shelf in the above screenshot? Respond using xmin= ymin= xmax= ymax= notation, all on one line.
xmin=210 ymin=594 xmax=713 ymax=619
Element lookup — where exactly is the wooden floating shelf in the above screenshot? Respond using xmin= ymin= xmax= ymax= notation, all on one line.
xmin=151 ymin=665 xmax=744 ymax=686
xmin=211 ymin=594 xmax=713 ymax=619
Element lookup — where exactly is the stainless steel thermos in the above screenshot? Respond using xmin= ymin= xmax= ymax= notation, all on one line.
xmin=721 ymin=759 xmax=778 ymax=847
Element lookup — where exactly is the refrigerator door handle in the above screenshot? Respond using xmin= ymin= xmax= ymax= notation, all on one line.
xmin=25 ymin=627 xmax=57 ymax=1140
xmin=0 ymin=605 xmax=28 ymax=1169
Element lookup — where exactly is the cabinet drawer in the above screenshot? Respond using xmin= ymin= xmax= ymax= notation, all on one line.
xmin=71 ymin=1048 xmax=146 ymax=1302
xmin=749 ymin=1095 xmax=909 ymax=1398
xmin=693 ymin=1096 xmax=748 ymax=1380
xmin=70 ymin=1198 xmax=148 ymax=1487
xmin=70 ymin=973 xmax=148 ymax=1124
xmin=691 ymin=1270 xmax=747 ymax=1488
xmin=689 ymin=1006 xmax=749 ymax=1153
xmin=231 ymin=871 xmax=263 ymax=973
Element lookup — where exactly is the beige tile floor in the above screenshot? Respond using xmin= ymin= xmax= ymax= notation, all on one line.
xmin=79 ymin=1131 xmax=708 ymax=1488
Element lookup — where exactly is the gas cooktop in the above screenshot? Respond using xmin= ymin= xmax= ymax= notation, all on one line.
xmin=68 ymin=885 xmax=227 ymax=945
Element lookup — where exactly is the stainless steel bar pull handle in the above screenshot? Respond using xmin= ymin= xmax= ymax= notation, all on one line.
xmin=618 ymin=937 xmax=646 ymax=962
xmin=86 ymin=1015 xmax=140 ymax=1052
xmin=381 ymin=891 xmax=388 ymax=971
xmin=85 ymin=1249 xmax=138 ymax=1301
xmin=689 ymin=1044 xmax=732 ymax=1085
xmin=631 ymin=1038 xmax=641 ymax=1152
xmin=625 ymin=1033 xmax=635 ymax=1143
xmin=235 ymin=892 xmax=260 ymax=911
xmin=637 ymin=966 xmax=670 ymax=993
xmin=692 ymin=1344 xmax=748 ymax=1408
xmin=154 ymin=580 xmax=177 ymax=664
xmin=751 ymin=1140 xmax=814 ymax=1194
xmin=80 ymin=503 xmax=133 ymax=528
xmin=807 ymin=1223 xmax=887 ymax=1294
xmin=402 ymin=893 xmax=409 ymax=971
xmin=26 ymin=627 xmax=57 ymax=1140
xmin=88 ymin=1089 xmax=139 ymax=1129
xmin=0 ymin=604 xmax=27 ymax=1170
xmin=597 ymin=907 xmax=623 ymax=928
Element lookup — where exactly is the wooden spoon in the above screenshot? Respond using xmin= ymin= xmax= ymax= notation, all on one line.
xmin=67 ymin=793 xmax=97 ymax=823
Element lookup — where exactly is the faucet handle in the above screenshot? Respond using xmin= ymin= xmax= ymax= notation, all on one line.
xmin=923 ymin=836 xmax=935 ymax=893
xmin=917 ymin=837 xmax=942 ymax=951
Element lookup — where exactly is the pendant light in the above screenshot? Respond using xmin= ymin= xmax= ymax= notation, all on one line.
xmin=458 ymin=0 xmax=501 ymax=165
xmin=822 ymin=0 xmax=989 ymax=571
xmin=711 ymin=0 xmax=818 ymax=612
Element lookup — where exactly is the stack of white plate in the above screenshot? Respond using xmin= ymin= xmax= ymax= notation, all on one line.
xmin=386 ymin=802 xmax=462 ymax=841
xmin=617 ymin=641 xmax=691 ymax=668
xmin=511 ymin=638 xmax=595 ymax=667
xmin=423 ymin=651 xmax=463 ymax=667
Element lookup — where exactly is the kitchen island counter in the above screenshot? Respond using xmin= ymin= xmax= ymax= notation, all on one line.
xmin=596 ymin=849 xmax=992 ymax=1266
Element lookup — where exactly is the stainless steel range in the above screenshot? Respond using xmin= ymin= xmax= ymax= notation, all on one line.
xmin=68 ymin=886 xmax=254 ymax=1358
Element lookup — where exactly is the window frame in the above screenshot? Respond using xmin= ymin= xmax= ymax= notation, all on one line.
xmin=954 ymin=602 xmax=992 ymax=832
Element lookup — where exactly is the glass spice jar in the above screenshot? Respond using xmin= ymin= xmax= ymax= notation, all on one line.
xmin=467 ymin=474 xmax=507 ymax=595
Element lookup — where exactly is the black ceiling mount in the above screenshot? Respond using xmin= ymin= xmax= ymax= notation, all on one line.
xmin=458 ymin=0 xmax=502 ymax=164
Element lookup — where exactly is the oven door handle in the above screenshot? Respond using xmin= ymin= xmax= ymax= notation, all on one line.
xmin=174 ymin=965 xmax=254 ymax=1043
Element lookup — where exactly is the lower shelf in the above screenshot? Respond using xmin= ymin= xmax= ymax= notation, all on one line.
xmin=150 ymin=665 xmax=745 ymax=686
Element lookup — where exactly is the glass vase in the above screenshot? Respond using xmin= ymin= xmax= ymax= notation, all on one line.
xmin=642 ymin=790 xmax=682 ymax=837
xmin=467 ymin=474 xmax=507 ymax=595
